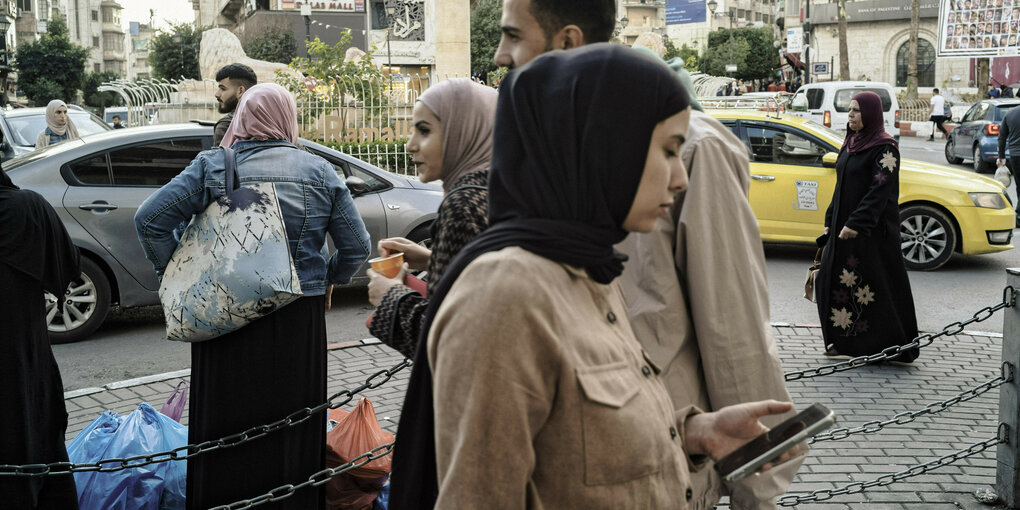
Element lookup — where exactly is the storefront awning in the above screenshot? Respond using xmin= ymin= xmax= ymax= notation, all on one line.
xmin=784 ymin=52 xmax=805 ymax=70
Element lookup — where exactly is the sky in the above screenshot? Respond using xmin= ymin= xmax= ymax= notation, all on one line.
xmin=120 ymin=0 xmax=195 ymax=31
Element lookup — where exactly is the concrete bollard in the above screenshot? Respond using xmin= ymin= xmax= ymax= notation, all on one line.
xmin=996 ymin=268 xmax=1020 ymax=508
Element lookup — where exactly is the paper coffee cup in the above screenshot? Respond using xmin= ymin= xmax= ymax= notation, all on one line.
xmin=369 ymin=252 xmax=404 ymax=279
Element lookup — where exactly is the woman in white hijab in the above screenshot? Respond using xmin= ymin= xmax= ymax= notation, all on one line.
xmin=35 ymin=100 xmax=80 ymax=149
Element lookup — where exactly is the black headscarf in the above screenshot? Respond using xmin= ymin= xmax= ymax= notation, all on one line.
xmin=841 ymin=91 xmax=897 ymax=155
xmin=388 ymin=43 xmax=691 ymax=509
xmin=0 ymin=171 xmax=80 ymax=295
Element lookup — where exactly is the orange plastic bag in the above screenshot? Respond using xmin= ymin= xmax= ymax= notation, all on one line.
xmin=325 ymin=398 xmax=393 ymax=510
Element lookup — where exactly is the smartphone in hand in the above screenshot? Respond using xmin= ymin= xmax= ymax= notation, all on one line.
xmin=715 ymin=403 xmax=835 ymax=482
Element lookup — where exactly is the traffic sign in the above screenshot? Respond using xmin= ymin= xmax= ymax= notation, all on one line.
xmin=812 ymin=62 xmax=829 ymax=75
xmin=726 ymin=64 xmax=738 ymax=72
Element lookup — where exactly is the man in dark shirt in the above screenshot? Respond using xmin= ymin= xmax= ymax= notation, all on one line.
xmin=213 ymin=63 xmax=257 ymax=146
xmin=111 ymin=115 xmax=125 ymax=129
xmin=996 ymin=105 xmax=1020 ymax=226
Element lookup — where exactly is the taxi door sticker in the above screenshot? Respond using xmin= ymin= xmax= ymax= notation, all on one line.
xmin=794 ymin=180 xmax=819 ymax=210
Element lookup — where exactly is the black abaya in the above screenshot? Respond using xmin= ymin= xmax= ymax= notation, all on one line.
xmin=815 ymin=144 xmax=919 ymax=361
xmin=186 ymin=295 xmax=326 ymax=510
xmin=0 ymin=185 xmax=80 ymax=509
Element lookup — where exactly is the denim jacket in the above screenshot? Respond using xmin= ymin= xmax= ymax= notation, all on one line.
xmin=135 ymin=139 xmax=371 ymax=296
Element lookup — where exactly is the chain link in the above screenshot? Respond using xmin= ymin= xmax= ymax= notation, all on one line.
xmin=784 ymin=287 xmax=1016 ymax=382
xmin=811 ymin=362 xmax=1014 ymax=443
xmin=210 ymin=441 xmax=396 ymax=510
xmin=778 ymin=432 xmax=1005 ymax=506
xmin=0 ymin=359 xmax=411 ymax=477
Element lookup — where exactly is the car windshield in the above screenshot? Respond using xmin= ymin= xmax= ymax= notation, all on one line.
xmin=2 ymin=138 xmax=84 ymax=170
xmin=6 ymin=112 xmax=111 ymax=146
xmin=833 ymin=88 xmax=893 ymax=112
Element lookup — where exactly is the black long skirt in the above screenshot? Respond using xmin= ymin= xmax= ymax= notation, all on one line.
xmin=186 ymin=296 xmax=326 ymax=510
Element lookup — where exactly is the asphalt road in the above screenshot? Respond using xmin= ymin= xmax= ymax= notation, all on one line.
xmin=51 ymin=135 xmax=1020 ymax=391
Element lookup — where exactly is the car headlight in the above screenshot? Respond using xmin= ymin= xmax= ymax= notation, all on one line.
xmin=969 ymin=192 xmax=1007 ymax=209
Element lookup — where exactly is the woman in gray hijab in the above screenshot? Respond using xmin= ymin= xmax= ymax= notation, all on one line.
xmin=35 ymin=100 xmax=80 ymax=149
xmin=366 ymin=78 xmax=497 ymax=358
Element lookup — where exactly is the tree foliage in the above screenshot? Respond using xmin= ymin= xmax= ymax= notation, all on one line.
xmin=148 ymin=22 xmax=205 ymax=81
xmin=14 ymin=15 xmax=90 ymax=106
xmin=706 ymin=26 xmax=778 ymax=80
xmin=82 ymin=71 xmax=122 ymax=108
xmin=243 ymin=24 xmax=297 ymax=64
xmin=665 ymin=40 xmax=701 ymax=71
xmin=470 ymin=0 xmax=502 ymax=76
xmin=276 ymin=32 xmax=387 ymax=134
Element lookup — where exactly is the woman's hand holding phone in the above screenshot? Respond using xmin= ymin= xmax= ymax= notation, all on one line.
xmin=683 ymin=400 xmax=794 ymax=464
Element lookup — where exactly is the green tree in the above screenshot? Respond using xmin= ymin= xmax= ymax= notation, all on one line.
xmin=275 ymin=32 xmax=386 ymax=135
xmin=706 ymin=26 xmax=778 ymax=80
xmin=243 ymin=24 xmax=297 ymax=64
xmin=664 ymin=40 xmax=700 ymax=70
xmin=82 ymin=71 xmax=122 ymax=108
xmin=470 ymin=0 xmax=502 ymax=77
xmin=148 ymin=22 xmax=205 ymax=81
xmin=14 ymin=15 xmax=90 ymax=106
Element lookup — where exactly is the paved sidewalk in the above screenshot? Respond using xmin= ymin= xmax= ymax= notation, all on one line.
xmin=62 ymin=325 xmax=1006 ymax=509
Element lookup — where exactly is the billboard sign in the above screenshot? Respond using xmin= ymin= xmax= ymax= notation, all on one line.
xmin=666 ymin=0 xmax=708 ymax=25
xmin=938 ymin=0 xmax=1020 ymax=57
xmin=787 ymin=27 xmax=804 ymax=53
xmin=280 ymin=0 xmax=365 ymax=12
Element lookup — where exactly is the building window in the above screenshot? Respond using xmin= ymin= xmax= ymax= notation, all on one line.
xmin=102 ymin=9 xmax=112 ymax=23
xmin=94 ymin=63 xmax=101 ymax=72
xmin=17 ymin=0 xmax=30 ymax=12
xmin=895 ymin=38 xmax=936 ymax=87
xmin=370 ymin=0 xmax=387 ymax=30
xmin=91 ymin=10 xmax=97 ymax=21
xmin=92 ymin=35 xmax=98 ymax=47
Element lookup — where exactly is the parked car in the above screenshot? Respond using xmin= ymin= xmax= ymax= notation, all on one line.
xmin=0 ymin=105 xmax=112 ymax=160
xmin=707 ymin=109 xmax=1014 ymax=271
xmin=2 ymin=124 xmax=442 ymax=344
xmin=788 ymin=81 xmax=901 ymax=140
xmin=944 ymin=98 xmax=1020 ymax=173
xmin=103 ymin=106 xmax=129 ymax=127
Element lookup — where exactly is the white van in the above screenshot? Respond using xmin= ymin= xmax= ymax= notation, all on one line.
xmin=788 ymin=81 xmax=900 ymax=140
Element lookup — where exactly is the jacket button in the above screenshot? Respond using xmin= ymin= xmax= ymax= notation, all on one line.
xmin=606 ymin=311 xmax=617 ymax=323
xmin=686 ymin=488 xmax=693 ymax=501
xmin=641 ymin=366 xmax=652 ymax=377
xmin=670 ymin=426 xmax=678 ymax=439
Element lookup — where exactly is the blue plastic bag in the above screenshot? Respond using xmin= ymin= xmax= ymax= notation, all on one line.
xmin=66 ymin=403 xmax=188 ymax=510
xmin=372 ymin=483 xmax=389 ymax=510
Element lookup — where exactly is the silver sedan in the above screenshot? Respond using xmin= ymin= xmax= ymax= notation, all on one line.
xmin=3 ymin=124 xmax=442 ymax=344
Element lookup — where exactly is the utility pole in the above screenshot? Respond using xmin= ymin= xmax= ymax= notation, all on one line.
xmin=301 ymin=3 xmax=311 ymax=49
xmin=804 ymin=0 xmax=811 ymax=84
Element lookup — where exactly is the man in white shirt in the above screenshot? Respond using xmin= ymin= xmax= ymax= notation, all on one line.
xmin=929 ymin=88 xmax=949 ymax=141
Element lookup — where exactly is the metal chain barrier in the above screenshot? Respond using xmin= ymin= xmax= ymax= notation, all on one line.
xmin=811 ymin=361 xmax=1014 ymax=443
xmin=778 ymin=424 xmax=1009 ymax=507
xmin=211 ymin=441 xmax=396 ymax=510
xmin=784 ymin=286 xmax=1016 ymax=382
xmin=0 ymin=359 xmax=411 ymax=477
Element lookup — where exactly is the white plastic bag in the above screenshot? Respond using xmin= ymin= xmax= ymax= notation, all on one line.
xmin=995 ymin=162 xmax=1012 ymax=187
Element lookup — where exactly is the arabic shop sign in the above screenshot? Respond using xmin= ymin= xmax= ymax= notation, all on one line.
xmin=281 ymin=0 xmax=366 ymax=12
xmin=809 ymin=0 xmax=938 ymax=24
xmin=384 ymin=0 xmax=425 ymax=41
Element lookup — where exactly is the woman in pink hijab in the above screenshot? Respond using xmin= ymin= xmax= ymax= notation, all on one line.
xmin=366 ymin=78 xmax=497 ymax=358
xmin=135 ymin=83 xmax=370 ymax=510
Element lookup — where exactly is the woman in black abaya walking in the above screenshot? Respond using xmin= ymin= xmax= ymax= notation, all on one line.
xmin=815 ymin=91 xmax=919 ymax=363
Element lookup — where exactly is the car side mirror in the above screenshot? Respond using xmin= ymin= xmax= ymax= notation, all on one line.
xmin=822 ymin=152 xmax=838 ymax=168
xmin=345 ymin=175 xmax=370 ymax=196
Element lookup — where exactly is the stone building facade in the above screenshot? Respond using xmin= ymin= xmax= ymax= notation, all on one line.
xmin=127 ymin=21 xmax=152 ymax=80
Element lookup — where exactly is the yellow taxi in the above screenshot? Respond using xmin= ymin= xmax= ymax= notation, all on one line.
xmin=705 ymin=108 xmax=1014 ymax=270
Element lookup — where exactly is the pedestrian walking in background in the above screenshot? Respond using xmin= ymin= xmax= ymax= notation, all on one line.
xmin=135 ymin=83 xmax=371 ymax=510
xmin=111 ymin=115 xmax=125 ymax=129
xmin=212 ymin=63 xmax=257 ymax=146
xmin=623 ymin=43 xmax=806 ymax=510
xmin=35 ymin=100 xmax=80 ymax=149
xmin=388 ymin=43 xmax=796 ymax=510
xmin=0 ymin=171 xmax=81 ymax=509
xmin=815 ymin=91 xmax=919 ymax=363
xmin=995 ymin=102 xmax=1020 ymax=227
xmin=1002 ymin=83 xmax=1015 ymax=98
xmin=928 ymin=88 xmax=949 ymax=141
xmin=989 ymin=83 xmax=1002 ymax=98
xmin=366 ymin=78 xmax=497 ymax=357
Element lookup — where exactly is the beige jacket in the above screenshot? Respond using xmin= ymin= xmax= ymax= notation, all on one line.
xmin=617 ymin=110 xmax=806 ymax=510
xmin=429 ymin=246 xmax=707 ymax=510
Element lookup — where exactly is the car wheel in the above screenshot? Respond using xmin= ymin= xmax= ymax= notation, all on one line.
xmin=945 ymin=139 xmax=963 ymax=164
xmin=974 ymin=145 xmax=993 ymax=173
xmin=899 ymin=205 xmax=956 ymax=271
xmin=46 ymin=257 xmax=111 ymax=344
xmin=406 ymin=222 xmax=433 ymax=250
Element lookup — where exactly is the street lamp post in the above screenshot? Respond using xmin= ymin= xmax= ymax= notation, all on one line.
xmin=707 ymin=0 xmax=734 ymax=77
xmin=385 ymin=5 xmax=395 ymax=95
xmin=613 ymin=16 xmax=629 ymax=38
xmin=0 ymin=15 xmax=11 ymax=107
xmin=301 ymin=3 xmax=311 ymax=45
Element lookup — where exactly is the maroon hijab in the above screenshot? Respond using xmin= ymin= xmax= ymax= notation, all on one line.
xmin=841 ymin=91 xmax=897 ymax=154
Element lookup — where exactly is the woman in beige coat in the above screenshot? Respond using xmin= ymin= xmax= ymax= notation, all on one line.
xmin=386 ymin=44 xmax=795 ymax=510
xmin=35 ymin=100 xmax=80 ymax=149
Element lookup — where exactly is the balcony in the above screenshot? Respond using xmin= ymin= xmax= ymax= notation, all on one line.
xmin=103 ymin=49 xmax=125 ymax=61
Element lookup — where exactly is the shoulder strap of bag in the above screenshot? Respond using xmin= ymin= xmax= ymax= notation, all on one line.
xmin=223 ymin=146 xmax=237 ymax=192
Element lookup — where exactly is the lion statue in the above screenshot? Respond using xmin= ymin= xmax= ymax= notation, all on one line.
xmin=199 ymin=28 xmax=302 ymax=83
